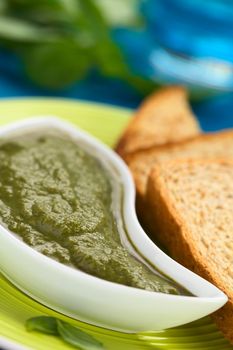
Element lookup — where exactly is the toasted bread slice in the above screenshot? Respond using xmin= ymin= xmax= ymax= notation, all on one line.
xmin=126 ymin=130 xmax=233 ymax=208
xmin=144 ymin=159 xmax=233 ymax=343
xmin=115 ymin=86 xmax=200 ymax=158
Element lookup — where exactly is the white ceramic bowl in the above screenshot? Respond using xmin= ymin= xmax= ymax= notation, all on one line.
xmin=0 ymin=117 xmax=227 ymax=333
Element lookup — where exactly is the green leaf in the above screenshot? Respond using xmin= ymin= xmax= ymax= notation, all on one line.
xmin=58 ymin=0 xmax=81 ymax=17
xmin=25 ymin=316 xmax=58 ymax=335
xmin=5 ymin=2 xmax=66 ymax=26
xmin=57 ymin=320 xmax=104 ymax=350
xmin=0 ymin=0 xmax=151 ymax=94
xmin=0 ymin=16 xmax=56 ymax=42
xmin=94 ymin=0 xmax=142 ymax=27
xmin=79 ymin=0 xmax=109 ymax=41
xmin=24 ymin=40 xmax=90 ymax=89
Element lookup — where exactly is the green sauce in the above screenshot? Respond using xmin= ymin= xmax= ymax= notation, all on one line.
xmin=0 ymin=131 xmax=188 ymax=295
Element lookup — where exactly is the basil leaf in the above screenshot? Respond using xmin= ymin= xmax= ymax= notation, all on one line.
xmin=57 ymin=320 xmax=104 ymax=350
xmin=26 ymin=316 xmax=58 ymax=335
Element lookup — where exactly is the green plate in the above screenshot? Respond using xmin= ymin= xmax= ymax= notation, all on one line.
xmin=0 ymin=98 xmax=232 ymax=350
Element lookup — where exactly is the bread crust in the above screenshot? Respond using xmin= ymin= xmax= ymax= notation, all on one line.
xmin=115 ymin=86 xmax=200 ymax=158
xmin=126 ymin=129 xmax=233 ymax=208
xmin=144 ymin=159 xmax=233 ymax=344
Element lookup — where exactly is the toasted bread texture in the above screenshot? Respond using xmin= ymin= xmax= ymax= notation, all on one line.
xmin=127 ymin=130 xmax=233 ymax=206
xmin=145 ymin=159 xmax=233 ymax=343
xmin=115 ymin=86 xmax=200 ymax=158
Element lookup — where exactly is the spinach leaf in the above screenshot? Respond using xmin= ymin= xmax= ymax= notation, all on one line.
xmin=57 ymin=320 xmax=104 ymax=350
xmin=25 ymin=316 xmax=105 ymax=349
xmin=0 ymin=0 xmax=152 ymax=94
xmin=24 ymin=40 xmax=90 ymax=88
xmin=0 ymin=17 xmax=56 ymax=42
xmin=25 ymin=316 xmax=58 ymax=335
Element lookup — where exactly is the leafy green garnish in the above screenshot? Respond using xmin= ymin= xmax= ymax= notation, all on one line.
xmin=25 ymin=316 xmax=105 ymax=350
xmin=24 ymin=41 xmax=90 ymax=89
xmin=0 ymin=0 xmax=153 ymax=93
xmin=57 ymin=320 xmax=104 ymax=350
xmin=0 ymin=17 xmax=56 ymax=42
xmin=95 ymin=0 xmax=142 ymax=27
xmin=26 ymin=316 xmax=58 ymax=335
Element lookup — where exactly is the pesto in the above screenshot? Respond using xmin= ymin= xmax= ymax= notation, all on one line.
xmin=0 ymin=131 xmax=187 ymax=295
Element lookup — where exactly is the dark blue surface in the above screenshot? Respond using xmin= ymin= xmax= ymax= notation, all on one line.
xmin=192 ymin=94 xmax=233 ymax=131
xmin=0 ymin=71 xmax=141 ymax=109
